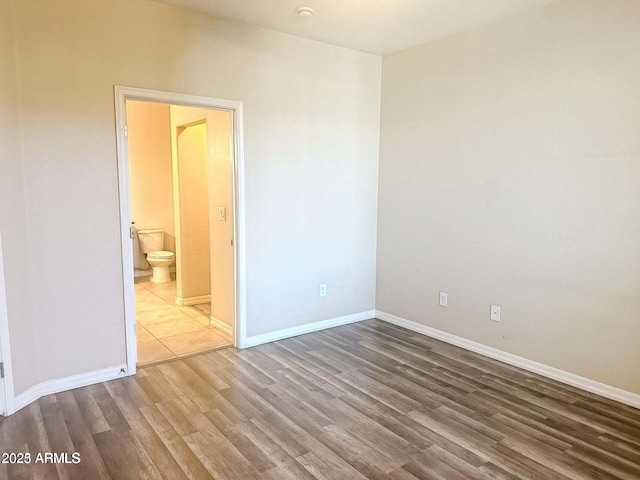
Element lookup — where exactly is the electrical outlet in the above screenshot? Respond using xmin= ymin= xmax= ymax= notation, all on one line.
xmin=439 ymin=292 xmax=448 ymax=307
xmin=319 ymin=283 xmax=327 ymax=297
xmin=490 ymin=305 xmax=501 ymax=322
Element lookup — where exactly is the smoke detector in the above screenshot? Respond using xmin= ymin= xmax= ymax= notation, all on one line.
xmin=296 ymin=7 xmax=314 ymax=18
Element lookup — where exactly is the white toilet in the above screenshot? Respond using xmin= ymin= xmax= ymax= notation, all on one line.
xmin=137 ymin=229 xmax=175 ymax=283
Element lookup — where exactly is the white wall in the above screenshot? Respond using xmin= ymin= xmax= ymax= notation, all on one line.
xmin=377 ymin=0 xmax=640 ymax=394
xmin=0 ymin=0 xmax=39 ymax=394
xmin=126 ymin=101 xmax=175 ymax=256
xmin=9 ymin=0 xmax=380 ymax=393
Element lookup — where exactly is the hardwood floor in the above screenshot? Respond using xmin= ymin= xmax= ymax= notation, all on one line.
xmin=1 ymin=319 xmax=639 ymax=479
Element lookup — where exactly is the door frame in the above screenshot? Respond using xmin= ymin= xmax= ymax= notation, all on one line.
xmin=0 ymin=229 xmax=16 ymax=415
xmin=114 ymin=86 xmax=247 ymax=376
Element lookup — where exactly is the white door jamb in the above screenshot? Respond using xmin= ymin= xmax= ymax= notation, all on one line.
xmin=114 ymin=86 xmax=247 ymax=377
xmin=0 ymin=230 xmax=17 ymax=415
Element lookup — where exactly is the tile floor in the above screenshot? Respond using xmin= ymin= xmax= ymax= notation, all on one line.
xmin=134 ymin=274 xmax=232 ymax=366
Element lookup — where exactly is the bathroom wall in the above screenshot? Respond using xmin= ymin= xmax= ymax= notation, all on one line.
xmin=377 ymin=0 xmax=640 ymax=394
xmin=9 ymin=0 xmax=379 ymax=394
xmin=171 ymin=105 xmax=234 ymax=328
xmin=0 ymin=0 xmax=39 ymax=394
xmin=171 ymin=111 xmax=211 ymax=301
xmin=126 ymin=101 xmax=175 ymax=257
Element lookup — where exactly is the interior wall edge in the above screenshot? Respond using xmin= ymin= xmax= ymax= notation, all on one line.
xmin=0 ymin=0 xmax=41 ymax=398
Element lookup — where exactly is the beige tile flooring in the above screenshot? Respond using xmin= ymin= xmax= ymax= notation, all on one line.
xmin=134 ymin=275 xmax=232 ymax=366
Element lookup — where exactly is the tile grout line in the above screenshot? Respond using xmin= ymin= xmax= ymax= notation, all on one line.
xmin=135 ymin=278 xmax=232 ymax=367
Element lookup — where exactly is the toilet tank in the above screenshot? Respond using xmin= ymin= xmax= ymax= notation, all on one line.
xmin=137 ymin=229 xmax=164 ymax=253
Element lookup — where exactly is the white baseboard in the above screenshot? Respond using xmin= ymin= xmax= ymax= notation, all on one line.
xmin=176 ymin=295 xmax=211 ymax=306
xmin=375 ymin=310 xmax=640 ymax=410
xmin=209 ymin=315 xmax=233 ymax=336
xmin=245 ymin=310 xmax=376 ymax=348
xmin=13 ymin=365 xmax=128 ymax=414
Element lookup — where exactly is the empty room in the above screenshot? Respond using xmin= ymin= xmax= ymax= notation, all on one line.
xmin=0 ymin=0 xmax=638 ymax=478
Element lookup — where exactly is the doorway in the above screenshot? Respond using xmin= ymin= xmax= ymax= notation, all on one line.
xmin=115 ymin=87 xmax=246 ymax=375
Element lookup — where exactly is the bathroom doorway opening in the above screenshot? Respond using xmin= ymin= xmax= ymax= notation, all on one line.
xmin=115 ymin=87 xmax=246 ymax=375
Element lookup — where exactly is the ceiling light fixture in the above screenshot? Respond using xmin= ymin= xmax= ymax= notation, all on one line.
xmin=296 ymin=7 xmax=314 ymax=18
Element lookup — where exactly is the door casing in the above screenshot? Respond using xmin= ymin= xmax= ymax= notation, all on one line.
xmin=0 ymin=229 xmax=17 ymax=415
xmin=114 ymin=86 xmax=247 ymax=375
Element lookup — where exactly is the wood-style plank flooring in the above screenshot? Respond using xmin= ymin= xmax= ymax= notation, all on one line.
xmin=1 ymin=319 xmax=639 ymax=479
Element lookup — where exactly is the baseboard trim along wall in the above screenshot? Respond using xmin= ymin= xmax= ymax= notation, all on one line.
xmin=10 ymin=310 xmax=637 ymax=414
xmin=244 ymin=310 xmax=376 ymax=348
xmin=209 ymin=315 xmax=233 ymax=336
xmin=375 ymin=310 xmax=640 ymax=409
xmin=10 ymin=311 xmax=376 ymax=414
xmin=13 ymin=365 xmax=128 ymax=414
xmin=176 ymin=294 xmax=211 ymax=306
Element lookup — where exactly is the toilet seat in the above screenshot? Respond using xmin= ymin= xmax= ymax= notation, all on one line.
xmin=147 ymin=250 xmax=175 ymax=261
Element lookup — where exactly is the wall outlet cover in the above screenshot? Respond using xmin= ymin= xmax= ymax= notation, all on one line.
xmin=439 ymin=292 xmax=448 ymax=307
